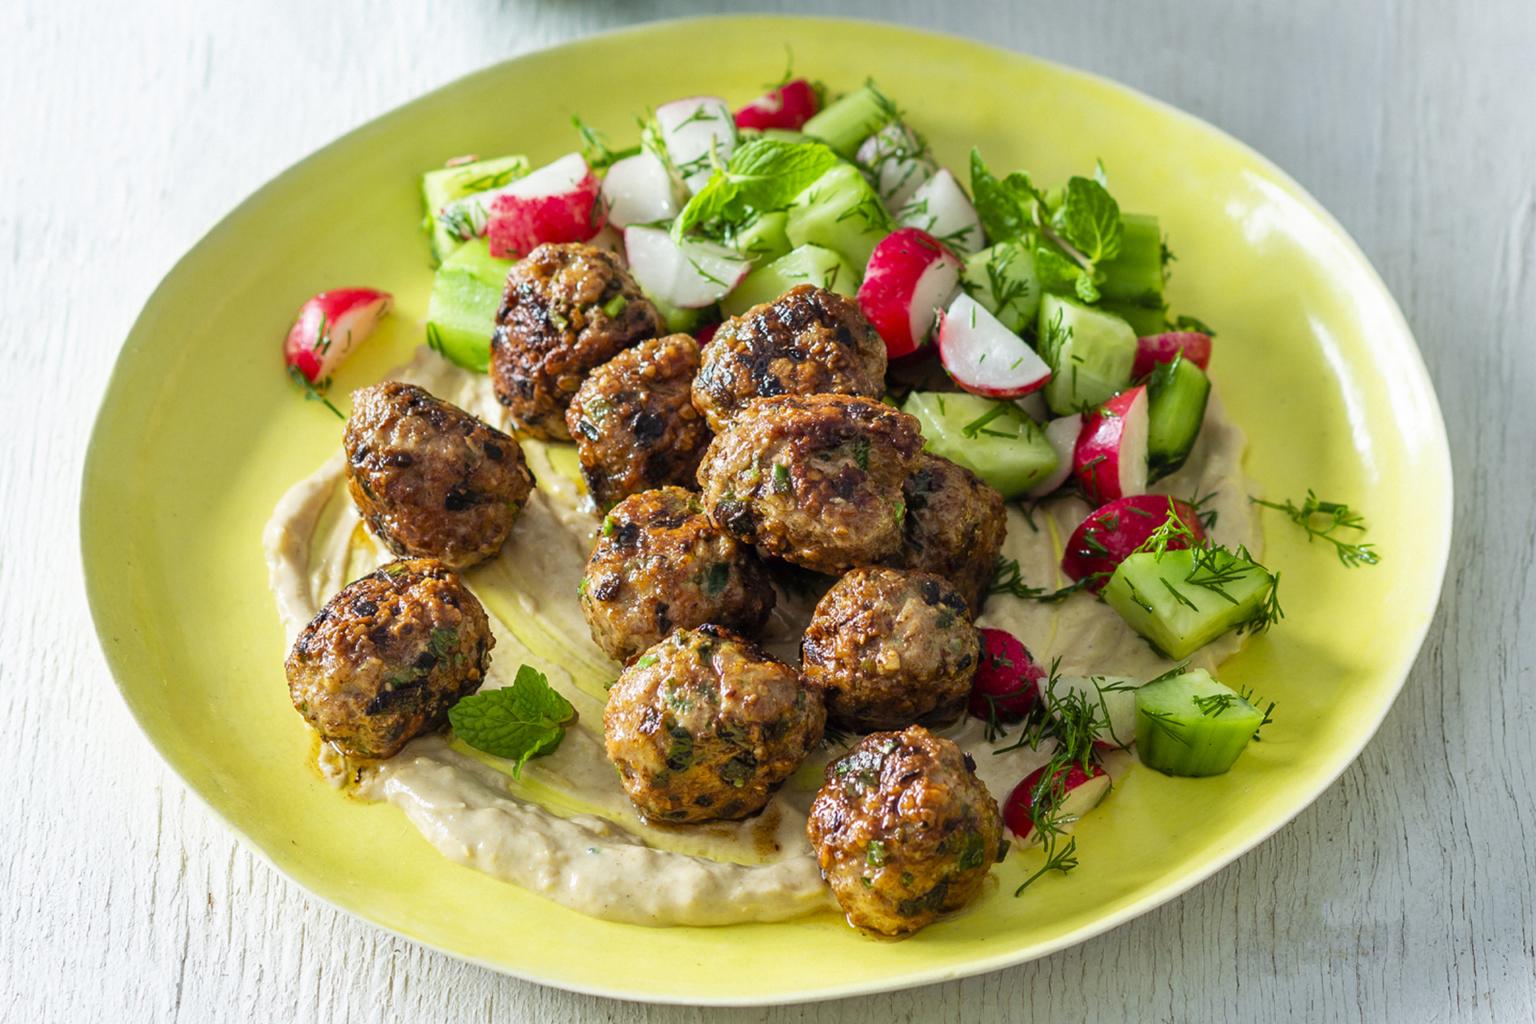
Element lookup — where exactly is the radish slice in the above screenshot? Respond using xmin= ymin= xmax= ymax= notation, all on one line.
xmin=624 ymin=225 xmax=750 ymax=308
xmin=484 ymin=153 xmax=603 ymax=259
xmin=656 ymin=96 xmax=736 ymax=194
xmin=937 ymin=294 xmax=1052 ymax=398
xmin=856 ymin=123 xmax=936 ymax=208
xmin=1061 ymin=494 xmax=1205 ymax=589
xmin=1026 ymin=413 xmax=1083 ymax=499
xmin=967 ymin=628 xmax=1044 ymax=721
xmin=857 ymin=228 xmax=961 ymax=359
xmin=283 ymin=288 xmax=392 ymax=384
xmin=1037 ymin=675 xmax=1142 ymax=749
xmin=1003 ymin=762 xmax=1112 ymax=842
xmin=1133 ymin=331 xmax=1213 ymax=378
xmin=601 ymin=150 xmax=681 ymax=228
xmin=733 ymin=78 xmax=820 ymax=131
xmin=897 ymin=169 xmax=984 ymax=255
xmin=1074 ymin=386 xmax=1150 ymax=504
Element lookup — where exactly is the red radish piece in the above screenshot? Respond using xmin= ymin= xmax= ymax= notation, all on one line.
xmin=733 ymin=78 xmax=820 ymax=131
xmin=967 ymin=628 xmax=1045 ymax=720
xmin=624 ymin=226 xmax=750 ymax=308
xmin=1074 ymin=386 xmax=1150 ymax=505
xmin=856 ymin=124 xmax=937 ymax=208
xmin=485 ymin=153 xmax=603 ymax=259
xmin=1133 ymin=331 xmax=1213 ymax=378
xmin=1026 ymin=413 xmax=1083 ymax=500
xmin=857 ymin=228 xmax=962 ymax=359
xmin=656 ymin=96 xmax=736 ymax=194
xmin=1003 ymin=762 xmax=1111 ymax=842
xmin=601 ymin=151 xmax=681 ymax=228
xmin=283 ymin=288 xmax=392 ymax=384
xmin=1036 ymin=675 xmax=1142 ymax=749
xmin=937 ymin=294 xmax=1052 ymax=397
xmin=1061 ymin=494 xmax=1205 ymax=588
xmin=898 ymin=169 xmax=984 ymax=254
xmin=695 ymin=321 xmax=721 ymax=345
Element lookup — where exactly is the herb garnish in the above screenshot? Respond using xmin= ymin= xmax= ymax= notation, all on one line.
xmin=448 ymin=664 xmax=577 ymax=775
xmin=286 ymin=365 xmax=343 ymax=420
xmin=1251 ymin=491 xmax=1380 ymax=568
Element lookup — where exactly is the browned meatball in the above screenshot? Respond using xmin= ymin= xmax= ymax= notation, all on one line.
xmin=886 ymin=454 xmax=1007 ymax=614
xmin=696 ymin=393 xmax=924 ymax=574
xmin=691 ymin=284 xmax=888 ymax=432
xmin=603 ymin=625 xmax=825 ymax=823
xmin=344 ymin=381 xmax=534 ymax=571
xmin=801 ymin=568 xmax=979 ymax=732
xmin=286 ymin=559 xmax=494 ymax=760
xmin=565 ymin=333 xmax=710 ymax=511
xmin=580 ymin=487 xmax=775 ymax=663
xmin=490 ymin=242 xmax=665 ymax=439
xmin=807 ymin=726 xmax=1005 ymax=936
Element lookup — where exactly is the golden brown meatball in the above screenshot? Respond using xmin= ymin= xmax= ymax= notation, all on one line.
xmin=801 ymin=568 xmax=979 ymax=732
xmin=565 ymin=333 xmax=710 ymax=511
xmin=696 ymin=393 xmax=924 ymax=574
xmin=286 ymin=559 xmax=494 ymax=760
xmin=490 ymin=242 xmax=665 ymax=439
xmin=344 ymin=381 xmax=534 ymax=570
xmin=580 ymin=487 xmax=775 ymax=663
xmin=691 ymin=284 xmax=888 ymax=432
xmin=603 ymin=625 xmax=825 ymax=823
xmin=807 ymin=726 xmax=1005 ymax=936
xmin=886 ymin=454 xmax=1007 ymax=614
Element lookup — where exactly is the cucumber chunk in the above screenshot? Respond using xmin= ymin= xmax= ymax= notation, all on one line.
xmin=960 ymin=241 xmax=1040 ymax=333
xmin=901 ymin=391 xmax=1059 ymax=499
xmin=1036 ymin=293 xmax=1137 ymax=415
xmin=425 ymin=237 xmax=514 ymax=372
xmin=785 ymin=163 xmax=893 ymax=271
xmin=730 ymin=210 xmax=791 ymax=264
xmin=1100 ymin=300 xmax=1169 ymax=338
xmin=1134 ymin=669 xmax=1263 ymax=776
xmin=1098 ymin=213 xmax=1165 ymax=308
xmin=1146 ymin=354 xmax=1211 ymax=478
xmin=802 ymin=84 xmax=895 ymax=157
xmin=722 ymin=245 xmax=855 ymax=316
xmin=646 ymin=292 xmax=715 ymax=335
xmin=1101 ymin=547 xmax=1277 ymax=659
xmin=420 ymin=155 xmax=529 ymax=265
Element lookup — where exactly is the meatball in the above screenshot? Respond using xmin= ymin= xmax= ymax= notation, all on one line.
xmin=886 ymin=454 xmax=1007 ymax=613
xmin=286 ymin=558 xmax=494 ymax=760
xmin=580 ymin=487 xmax=775 ymax=663
xmin=565 ymin=333 xmax=710 ymax=511
xmin=490 ymin=242 xmax=665 ymax=439
xmin=344 ymin=381 xmax=534 ymax=570
xmin=603 ymin=625 xmax=825 ymax=823
xmin=801 ymin=568 xmax=979 ymax=732
xmin=807 ymin=726 xmax=1005 ymax=936
xmin=696 ymin=393 xmax=924 ymax=574
xmin=691 ymin=284 xmax=888 ymax=432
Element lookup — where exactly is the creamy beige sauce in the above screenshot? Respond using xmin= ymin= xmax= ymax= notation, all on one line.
xmin=264 ymin=347 xmax=1256 ymax=926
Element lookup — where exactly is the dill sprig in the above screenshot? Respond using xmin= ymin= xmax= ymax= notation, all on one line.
xmin=990 ymin=556 xmax=1099 ymax=603
xmin=1251 ymin=491 xmax=1380 ymax=568
xmin=286 ymin=365 xmax=343 ymax=420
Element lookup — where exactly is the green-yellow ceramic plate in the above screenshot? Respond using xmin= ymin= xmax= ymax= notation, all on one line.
xmin=82 ymin=16 xmax=1452 ymax=1005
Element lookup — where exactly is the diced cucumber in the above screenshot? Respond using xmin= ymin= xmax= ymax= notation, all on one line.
xmin=901 ymin=391 xmax=1059 ymax=499
xmin=754 ymin=129 xmax=809 ymax=144
xmin=646 ymin=292 xmax=714 ymax=334
xmin=1100 ymin=300 xmax=1169 ymax=338
xmin=1146 ymin=354 xmax=1211 ymax=478
xmin=722 ymin=245 xmax=855 ymax=316
xmin=960 ymin=241 xmax=1040 ymax=333
xmin=420 ymin=155 xmax=528 ymax=265
xmin=1036 ymin=293 xmax=1137 ymax=415
xmin=730 ymin=210 xmax=791 ymax=264
xmin=1098 ymin=213 xmax=1165 ymax=307
xmin=785 ymin=163 xmax=893 ymax=272
xmin=802 ymin=84 xmax=896 ymax=157
xmin=1134 ymin=669 xmax=1264 ymax=776
xmin=425 ymin=237 xmax=514 ymax=372
xmin=1101 ymin=547 xmax=1277 ymax=659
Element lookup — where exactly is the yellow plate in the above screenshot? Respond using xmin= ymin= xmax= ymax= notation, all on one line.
xmin=82 ymin=16 xmax=1452 ymax=1005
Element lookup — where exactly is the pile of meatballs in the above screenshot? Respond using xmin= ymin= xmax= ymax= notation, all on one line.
xmin=285 ymin=241 xmax=1012 ymax=936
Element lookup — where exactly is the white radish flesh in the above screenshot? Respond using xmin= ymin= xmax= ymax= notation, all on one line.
xmin=1026 ymin=413 xmax=1083 ymax=498
xmin=601 ymin=151 xmax=681 ymax=228
xmin=898 ymin=169 xmax=985 ymax=254
xmin=1073 ymin=386 xmax=1150 ymax=504
xmin=937 ymin=293 xmax=1052 ymax=398
xmin=856 ymin=123 xmax=937 ymax=208
xmin=656 ymin=96 xmax=737 ymax=194
xmin=857 ymin=228 xmax=961 ymax=359
xmin=624 ymin=226 xmax=750 ymax=308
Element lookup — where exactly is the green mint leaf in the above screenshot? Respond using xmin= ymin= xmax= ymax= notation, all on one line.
xmin=448 ymin=664 xmax=577 ymax=774
xmin=969 ymin=150 xmax=1051 ymax=244
xmin=1074 ymin=271 xmax=1102 ymax=303
xmin=1054 ymin=176 xmax=1123 ymax=263
xmin=1034 ymin=245 xmax=1085 ymax=295
xmin=673 ymin=138 xmax=842 ymax=240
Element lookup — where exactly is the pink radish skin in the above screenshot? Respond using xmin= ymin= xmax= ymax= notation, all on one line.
xmin=733 ymin=79 xmax=820 ymax=131
xmin=937 ymin=294 xmax=1052 ymax=397
xmin=283 ymin=288 xmax=393 ymax=384
xmin=1004 ymin=762 xmax=1111 ymax=842
xmin=485 ymin=153 xmax=603 ymax=259
xmin=1133 ymin=331 xmax=1213 ymax=378
xmin=1074 ymin=386 xmax=1150 ymax=505
xmin=1026 ymin=413 xmax=1083 ymax=499
xmin=623 ymin=226 xmax=750 ymax=308
xmin=857 ymin=228 xmax=962 ymax=359
xmin=967 ymin=628 xmax=1045 ymax=720
xmin=1061 ymin=494 xmax=1206 ymax=589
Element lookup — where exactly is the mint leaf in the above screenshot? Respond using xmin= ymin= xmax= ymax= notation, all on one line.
xmin=1054 ymin=176 xmax=1123 ymax=263
xmin=969 ymin=150 xmax=1050 ymax=244
xmin=448 ymin=664 xmax=576 ymax=774
xmin=1173 ymin=313 xmax=1216 ymax=337
xmin=1034 ymin=245 xmax=1085 ymax=294
xmin=673 ymin=137 xmax=842 ymax=239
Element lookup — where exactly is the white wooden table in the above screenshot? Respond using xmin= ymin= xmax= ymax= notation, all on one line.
xmin=4 ymin=1 xmax=1533 ymax=1019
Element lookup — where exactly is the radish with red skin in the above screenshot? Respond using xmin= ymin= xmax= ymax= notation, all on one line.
xmin=733 ymin=79 xmax=820 ymax=131
xmin=600 ymin=151 xmax=680 ymax=229
xmin=283 ymin=288 xmax=393 ymax=384
xmin=484 ymin=153 xmax=603 ymax=259
xmin=1026 ymin=413 xmax=1082 ymax=499
xmin=623 ymin=225 xmax=750 ymax=308
xmin=1061 ymin=494 xmax=1205 ymax=588
xmin=1073 ymin=386 xmax=1150 ymax=505
xmin=1003 ymin=762 xmax=1111 ymax=842
xmin=655 ymin=96 xmax=736 ymax=194
xmin=967 ymin=628 xmax=1044 ymax=720
xmin=1133 ymin=331 xmax=1213 ymax=378
xmin=936 ymin=294 xmax=1052 ymax=398
xmin=857 ymin=228 xmax=962 ymax=359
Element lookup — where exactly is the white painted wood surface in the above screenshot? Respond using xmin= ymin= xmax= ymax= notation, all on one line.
xmin=2 ymin=0 xmax=1532 ymax=1019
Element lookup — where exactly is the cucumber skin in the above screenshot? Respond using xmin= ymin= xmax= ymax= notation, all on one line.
xmin=1146 ymin=355 xmax=1212 ymax=478
xmin=785 ymin=164 xmax=893 ymax=272
xmin=1102 ymin=548 xmax=1274 ymax=659
xmin=420 ymin=155 xmax=529 ymax=266
xmin=1037 ymin=293 xmax=1138 ymax=414
xmin=722 ymin=245 xmax=854 ymax=316
xmin=426 ymin=237 xmax=514 ymax=372
xmin=901 ymin=391 xmax=1059 ymax=499
xmin=730 ymin=211 xmax=791 ymax=264
xmin=1098 ymin=213 xmax=1165 ymax=307
xmin=1134 ymin=669 xmax=1262 ymax=777
xmin=802 ymin=85 xmax=895 ymax=157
